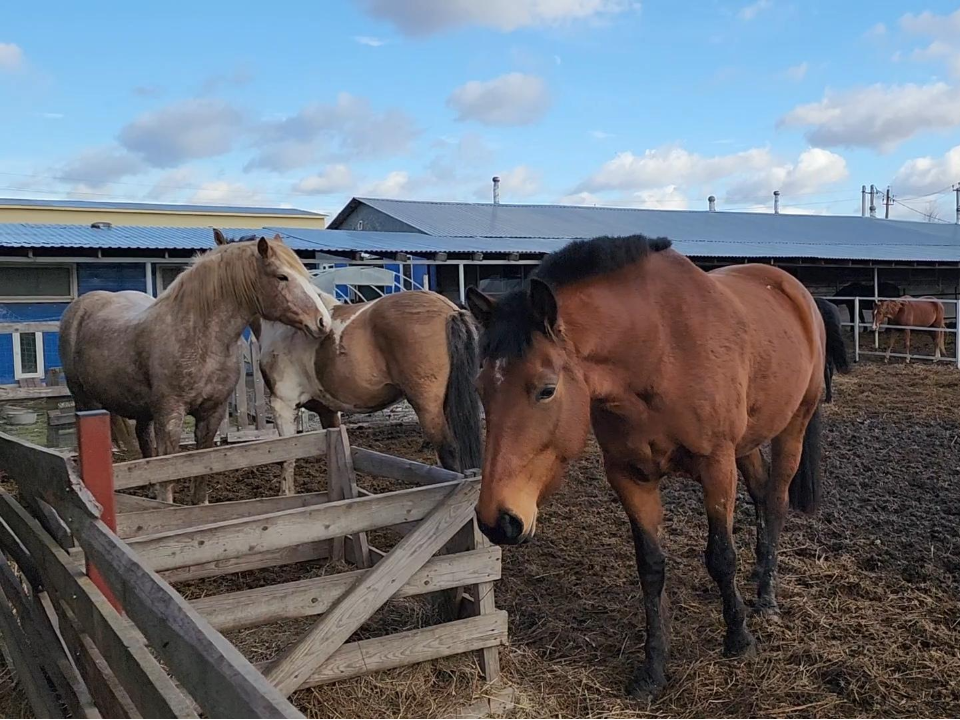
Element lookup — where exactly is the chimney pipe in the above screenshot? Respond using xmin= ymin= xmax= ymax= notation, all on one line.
xmin=708 ymin=195 xmax=716 ymax=212
xmin=869 ymin=184 xmax=877 ymax=218
xmin=492 ymin=176 xmax=500 ymax=205
xmin=861 ymin=185 xmax=867 ymax=217
xmin=773 ymin=190 xmax=780 ymax=215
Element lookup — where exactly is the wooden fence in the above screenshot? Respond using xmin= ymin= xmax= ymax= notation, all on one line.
xmin=0 ymin=411 xmax=509 ymax=717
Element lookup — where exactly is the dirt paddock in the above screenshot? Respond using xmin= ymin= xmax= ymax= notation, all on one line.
xmin=2 ymin=363 xmax=959 ymax=718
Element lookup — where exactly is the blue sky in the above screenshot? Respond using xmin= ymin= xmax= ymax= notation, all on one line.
xmin=2 ymin=1 xmax=960 ymax=221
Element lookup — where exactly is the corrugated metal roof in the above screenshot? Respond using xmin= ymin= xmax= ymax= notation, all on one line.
xmin=0 ymin=197 xmax=324 ymax=217
xmin=0 ymin=224 xmax=320 ymax=251
xmin=326 ymin=197 xmax=960 ymax=262
xmin=271 ymin=228 xmax=562 ymax=255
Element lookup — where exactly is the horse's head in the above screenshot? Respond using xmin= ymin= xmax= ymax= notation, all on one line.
xmin=872 ymin=299 xmax=903 ymax=331
xmin=253 ymin=234 xmax=332 ymax=338
xmin=466 ymin=281 xmax=591 ymax=546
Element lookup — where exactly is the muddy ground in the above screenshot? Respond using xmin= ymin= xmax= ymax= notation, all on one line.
xmin=2 ymin=362 xmax=959 ymax=718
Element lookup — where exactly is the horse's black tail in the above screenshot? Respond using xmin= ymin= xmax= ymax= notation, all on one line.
xmin=817 ymin=299 xmax=850 ymax=375
xmin=788 ymin=405 xmax=822 ymax=514
xmin=442 ymin=311 xmax=483 ymax=472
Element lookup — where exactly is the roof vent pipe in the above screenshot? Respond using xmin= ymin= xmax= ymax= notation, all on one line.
xmin=708 ymin=195 xmax=716 ymax=212
xmin=492 ymin=176 xmax=501 ymax=205
xmin=773 ymin=190 xmax=781 ymax=215
xmin=869 ymin=184 xmax=877 ymax=218
xmin=90 ymin=221 xmax=112 ymax=230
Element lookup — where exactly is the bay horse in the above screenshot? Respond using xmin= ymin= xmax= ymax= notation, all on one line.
xmin=814 ymin=297 xmax=851 ymax=402
xmin=466 ymin=235 xmax=846 ymax=701
xmin=60 ymin=234 xmax=331 ymax=503
xmin=871 ymin=296 xmax=946 ymax=362
xmin=254 ymin=291 xmax=483 ymax=494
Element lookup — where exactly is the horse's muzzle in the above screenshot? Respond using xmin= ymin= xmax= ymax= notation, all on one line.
xmin=476 ymin=509 xmax=530 ymax=546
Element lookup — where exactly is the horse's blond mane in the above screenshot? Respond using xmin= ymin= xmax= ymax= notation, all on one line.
xmin=157 ymin=238 xmax=308 ymax=317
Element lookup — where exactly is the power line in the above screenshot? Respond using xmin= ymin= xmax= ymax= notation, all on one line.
xmin=893 ymin=197 xmax=950 ymax=223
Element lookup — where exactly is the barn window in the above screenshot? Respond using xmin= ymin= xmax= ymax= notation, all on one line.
xmin=13 ymin=332 xmax=44 ymax=379
xmin=156 ymin=265 xmax=187 ymax=294
xmin=0 ymin=264 xmax=74 ymax=301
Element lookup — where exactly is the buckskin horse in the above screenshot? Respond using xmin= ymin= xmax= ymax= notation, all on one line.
xmin=871 ymin=296 xmax=947 ymax=362
xmin=466 ymin=235 xmax=846 ymax=701
xmin=60 ymin=234 xmax=331 ymax=503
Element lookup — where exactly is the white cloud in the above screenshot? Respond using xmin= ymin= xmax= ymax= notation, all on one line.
xmin=249 ymin=92 xmax=419 ymax=171
xmin=864 ymin=22 xmax=886 ymax=39
xmin=892 ymin=144 xmax=960 ymax=195
xmin=777 ymin=82 xmax=960 ymax=152
xmin=146 ymin=167 xmax=196 ymax=200
xmin=361 ymin=170 xmax=410 ymax=198
xmin=353 ymin=35 xmax=387 ymax=46
xmin=589 ymin=129 xmax=614 ymax=140
xmin=59 ymin=146 xmax=146 ymax=188
xmin=475 ymin=165 xmax=541 ymax=200
xmin=576 ymin=145 xmax=774 ymax=193
xmin=0 ymin=43 xmax=24 ymax=71
xmin=900 ymin=8 xmax=960 ymax=37
xmin=293 ymin=164 xmax=355 ymax=195
xmin=558 ymin=191 xmax=604 ymax=205
xmin=784 ymin=61 xmax=808 ymax=81
xmin=725 ymin=148 xmax=848 ymax=203
xmin=355 ymin=0 xmax=633 ymax=35
xmin=188 ymin=181 xmax=265 ymax=206
xmin=199 ymin=66 xmax=252 ymax=95
xmin=621 ymin=185 xmax=689 ymax=209
xmin=119 ymin=98 xmax=244 ymax=167
xmin=448 ymin=73 xmax=550 ymax=126
xmin=425 ymin=133 xmax=495 ymax=185
xmin=40 ymin=112 xmax=64 ymax=120
xmin=738 ymin=0 xmax=770 ymax=21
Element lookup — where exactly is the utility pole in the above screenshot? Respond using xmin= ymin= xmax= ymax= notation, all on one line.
xmin=955 ymin=183 xmax=960 ymax=225
xmin=869 ymin=184 xmax=877 ymax=218
xmin=884 ymin=187 xmax=892 ymax=219
xmin=861 ymin=185 xmax=867 ymax=217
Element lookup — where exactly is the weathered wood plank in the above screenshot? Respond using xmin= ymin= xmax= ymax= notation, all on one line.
xmin=0 ymin=321 xmax=61 ymax=334
xmin=117 ymin=491 xmax=330 ymax=539
xmin=328 ymin=428 xmax=370 ymax=568
xmin=193 ymin=547 xmax=501 ymax=632
xmin=0 ymin=584 xmax=64 ymax=718
xmin=264 ymin=481 xmax=480 ymax=696
xmin=114 ymin=494 xmax=179 ymax=513
xmin=251 ymin=339 xmax=267 ymax=432
xmin=352 ymin=447 xmax=464 ymax=486
xmin=0 ymin=516 xmax=42 ymax=589
xmin=0 ymin=384 xmax=72 ymax=400
xmin=225 ymin=428 xmax=278 ymax=444
xmin=263 ymin=611 xmax=508 ymax=690
xmin=129 ymin=480 xmax=467 ymax=573
xmin=161 ymin=541 xmax=330 ymax=584
xmin=0 ymin=491 xmax=195 ymax=719
xmin=73 ymin=515 xmax=304 ymax=719
xmin=235 ymin=350 xmax=250 ymax=430
xmin=112 ymin=431 xmax=326 ymax=490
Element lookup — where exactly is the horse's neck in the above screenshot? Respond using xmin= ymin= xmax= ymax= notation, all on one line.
xmin=155 ymin=278 xmax=258 ymax=353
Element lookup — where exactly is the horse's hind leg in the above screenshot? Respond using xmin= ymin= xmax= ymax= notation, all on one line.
xmin=408 ymin=397 xmax=459 ymax=471
xmin=605 ymin=464 xmax=669 ymax=701
xmin=152 ymin=407 xmax=185 ymax=503
xmin=190 ymin=405 xmax=227 ymax=504
xmin=737 ymin=449 xmax=769 ymax=583
xmin=699 ymin=450 xmax=755 ymax=657
xmin=135 ymin=419 xmax=155 ymax=459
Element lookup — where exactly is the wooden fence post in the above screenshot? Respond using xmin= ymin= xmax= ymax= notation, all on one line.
xmin=325 ymin=427 xmax=370 ymax=568
xmin=76 ymin=410 xmax=121 ymax=612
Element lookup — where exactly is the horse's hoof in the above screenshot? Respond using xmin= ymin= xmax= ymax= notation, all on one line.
xmin=748 ymin=565 xmax=763 ymax=583
xmin=723 ymin=628 xmax=757 ymax=659
xmin=752 ymin=599 xmax=781 ymax=622
xmin=626 ymin=666 xmax=667 ymax=704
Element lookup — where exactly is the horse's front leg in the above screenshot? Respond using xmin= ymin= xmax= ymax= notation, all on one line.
xmin=272 ymin=398 xmax=300 ymax=496
xmin=905 ymin=328 xmax=911 ymax=363
xmin=606 ymin=464 xmax=669 ymax=702
xmin=190 ymin=404 xmax=228 ymax=504
xmin=152 ymin=408 xmax=185 ymax=502
xmin=700 ymin=450 xmax=755 ymax=658
xmin=885 ymin=331 xmax=896 ymax=363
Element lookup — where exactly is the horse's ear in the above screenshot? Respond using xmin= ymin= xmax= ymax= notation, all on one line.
xmin=272 ymin=233 xmax=283 ymax=242
xmin=466 ymin=287 xmax=495 ymax=329
xmin=257 ymin=236 xmax=271 ymax=259
xmin=528 ymin=278 xmax=558 ymax=333
xmin=213 ymin=228 xmax=227 ymax=246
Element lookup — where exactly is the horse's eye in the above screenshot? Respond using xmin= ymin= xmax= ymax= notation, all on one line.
xmin=277 ymin=274 xmax=289 ymax=282
xmin=536 ymin=385 xmax=556 ymax=402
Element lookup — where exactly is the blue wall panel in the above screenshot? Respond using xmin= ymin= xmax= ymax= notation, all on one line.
xmin=77 ymin=263 xmax=146 ymax=294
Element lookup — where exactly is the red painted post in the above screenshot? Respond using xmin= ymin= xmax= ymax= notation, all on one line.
xmin=76 ymin=410 xmax=121 ymax=612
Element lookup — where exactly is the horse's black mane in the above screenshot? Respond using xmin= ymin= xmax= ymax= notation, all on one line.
xmin=480 ymin=234 xmax=671 ymax=360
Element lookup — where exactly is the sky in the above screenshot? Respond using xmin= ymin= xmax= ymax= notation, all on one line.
xmin=2 ymin=1 xmax=960 ymax=222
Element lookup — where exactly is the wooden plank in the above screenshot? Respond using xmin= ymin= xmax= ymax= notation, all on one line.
xmin=0 ymin=516 xmax=43 ymax=589
xmin=225 ymin=428 xmax=278 ymax=444
xmin=161 ymin=541 xmax=330 ymax=584
xmin=0 ymin=584 xmax=64 ymax=718
xmin=0 ymin=491 xmax=196 ymax=719
xmin=0 ymin=554 xmax=95 ymax=718
xmin=328 ymin=427 xmax=370 ymax=568
xmin=193 ymin=547 xmax=501 ymax=632
xmin=352 ymin=447 xmax=464 ymax=486
xmin=264 ymin=481 xmax=480 ymax=696
xmin=263 ymin=611 xmax=508 ymax=690
xmin=235 ymin=349 xmax=250 ymax=430
xmin=54 ymin=598 xmax=141 ymax=719
xmin=73 ymin=515 xmax=304 ymax=719
xmin=251 ymin=339 xmax=267 ymax=431
xmin=114 ymin=494 xmax=179 ymax=513
xmin=112 ymin=431 xmax=326 ymax=490
xmin=0 ymin=321 xmax=61 ymax=334
xmin=129 ymin=480 xmax=468 ymax=573
xmin=0 ymin=385 xmax=72 ymax=400
xmin=117 ymin=491 xmax=330 ymax=539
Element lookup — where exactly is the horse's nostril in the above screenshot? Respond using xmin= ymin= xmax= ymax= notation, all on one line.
xmin=497 ymin=511 xmax=524 ymax=542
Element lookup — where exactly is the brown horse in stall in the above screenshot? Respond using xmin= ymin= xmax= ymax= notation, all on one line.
xmin=467 ymin=235 xmax=846 ymax=701
xmin=871 ymin=296 xmax=946 ymax=362
xmin=60 ymin=235 xmax=331 ymax=503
